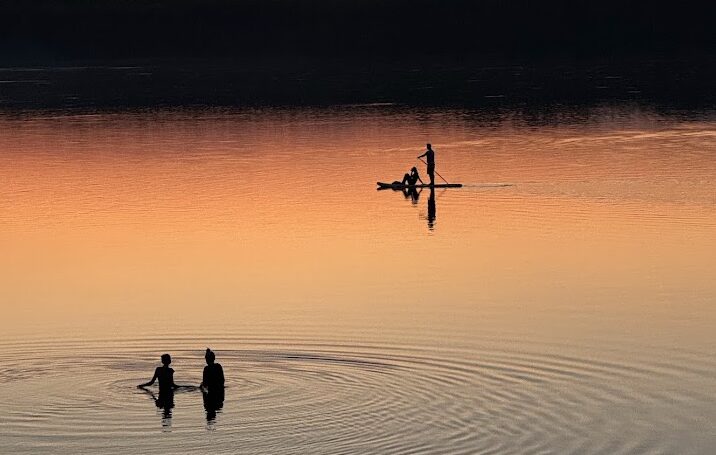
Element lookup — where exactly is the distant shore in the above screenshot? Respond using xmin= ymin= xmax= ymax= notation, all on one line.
xmin=0 ymin=55 xmax=714 ymax=112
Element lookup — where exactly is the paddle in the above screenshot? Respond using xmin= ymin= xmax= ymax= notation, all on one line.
xmin=418 ymin=157 xmax=450 ymax=184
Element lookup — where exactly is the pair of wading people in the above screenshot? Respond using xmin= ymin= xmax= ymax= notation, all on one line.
xmin=394 ymin=143 xmax=436 ymax=186
xmin=138 ymin=348 xmax=225 ymax=421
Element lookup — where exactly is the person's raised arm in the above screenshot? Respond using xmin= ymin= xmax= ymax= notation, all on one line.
xmin=417 ymin=151 xmax=427 ymax=159
xmin=138 ymin=368 xmax=159 ymax=388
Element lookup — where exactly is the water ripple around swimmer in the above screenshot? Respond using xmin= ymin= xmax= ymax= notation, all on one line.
xmin=0 ymin=337 xmax=713 ymax=454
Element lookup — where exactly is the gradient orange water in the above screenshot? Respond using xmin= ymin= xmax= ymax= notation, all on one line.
xmin=1 ymin=108 xmax=715 ymax=453
xmin=0 ymin=108 xmax=714 ymax=349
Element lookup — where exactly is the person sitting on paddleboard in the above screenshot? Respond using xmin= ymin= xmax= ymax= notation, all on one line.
xmin=393 ymin=166 xmax=424 ymax=186
xmin=417 ymin=143 xmax=435 ymax=186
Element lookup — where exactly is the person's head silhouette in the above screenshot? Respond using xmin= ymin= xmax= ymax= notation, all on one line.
xmin=161 ymin=353 xmax=171 ymax=366
xmin=205 ymin=348 xmax=215 ymax=365
xmin=426 ymin=143 xmax=432 ymax=150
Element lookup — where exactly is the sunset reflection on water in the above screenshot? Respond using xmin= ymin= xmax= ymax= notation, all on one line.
xmin=0 ymin=107 xmax=715 ymax=453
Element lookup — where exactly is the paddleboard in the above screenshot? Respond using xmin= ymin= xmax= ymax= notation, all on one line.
xmin=377 ymin=182 xmax=462 ymax=189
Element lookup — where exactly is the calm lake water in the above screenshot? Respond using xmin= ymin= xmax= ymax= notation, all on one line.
xmin=1 ymin=106 xmax=715 ymax=454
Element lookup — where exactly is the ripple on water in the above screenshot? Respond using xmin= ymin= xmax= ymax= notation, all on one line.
xmin=0 ymin=337 xmax=714 ymax=454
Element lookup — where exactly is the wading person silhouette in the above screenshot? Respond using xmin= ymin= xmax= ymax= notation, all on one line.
xmin=417 ymin=143 xmax=436 ymax=186
xmin=138 ymin=353 xmax=179 ymax=391
xmin=201 ymin=348 xmax=225 ymax=391
xmin=201 ymin=348 xmax=225 ymax=423
xmin=137 ymin=353 xmax=180 ymax=429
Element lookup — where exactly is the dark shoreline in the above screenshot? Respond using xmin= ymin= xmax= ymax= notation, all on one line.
xmin=0 ymin=55 xmax=714 ymax=114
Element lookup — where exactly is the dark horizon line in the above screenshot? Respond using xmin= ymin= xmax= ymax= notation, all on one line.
xmin=0 ymin=56 xmax=713 ymax=115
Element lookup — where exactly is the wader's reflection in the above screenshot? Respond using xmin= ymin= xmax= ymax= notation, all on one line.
xmin=141 ymin=388 xmax=175 ymax=431
xmin=202 ymin=388 xmax=225 ymax=427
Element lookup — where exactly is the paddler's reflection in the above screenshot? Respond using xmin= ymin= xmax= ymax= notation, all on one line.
xmin=427 ymin=187 xmax=436 ymax=230
xmin=383 ymin=184 xmax=437 ymax=230
xmin=402 ymin=187 xmax=421 ymax=204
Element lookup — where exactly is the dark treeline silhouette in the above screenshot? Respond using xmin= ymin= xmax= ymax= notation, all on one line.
xmin=0 ymin=1 xmax=713 ymax=111
xmin=0 ymin=0 xmax=713 ymax=63
xmin=0 ymin=56 xmax=713 ymax=111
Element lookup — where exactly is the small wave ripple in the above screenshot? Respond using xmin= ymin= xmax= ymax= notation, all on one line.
xmin=0 ymin=336 xmax=714 ymax=454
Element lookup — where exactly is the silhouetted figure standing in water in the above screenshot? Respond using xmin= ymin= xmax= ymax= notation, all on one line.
xmin=138 ymin=353 xmax=179 ymax=391
xmin=138 ymin=353 xmax=179 ymax=429
xmin=201 ymin=348 xmax=225 ymax=423
xmin=417 ymin=143 xmax=436 ymax=186
xmin=201 ymin=348 xmax=225 ymax=391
